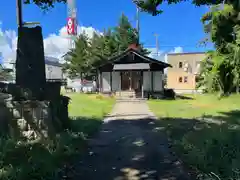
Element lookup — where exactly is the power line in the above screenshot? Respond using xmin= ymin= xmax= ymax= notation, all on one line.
xmin=144 ymin=44 xmax=210 ymax=48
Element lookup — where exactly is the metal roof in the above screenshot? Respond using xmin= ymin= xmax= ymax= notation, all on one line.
xmin=98 ymin=48 xmax=171 ymax=69
xmin=45 ymin=56 xmax=63 ymax=67
xmin=113 ymin=63 xmax=150 ymax=70
xmin=167 ymin=52 xmax=206 ymax=56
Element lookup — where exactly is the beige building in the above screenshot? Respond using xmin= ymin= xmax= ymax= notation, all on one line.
xmin=166 ymin=52 xmax=206 ymax=94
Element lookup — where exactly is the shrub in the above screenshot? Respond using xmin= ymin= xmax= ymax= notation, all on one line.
xmin=163 ymin=88 xmax=176 ymax=99
xmin=0 ymin=125 xmax=86 ymax=180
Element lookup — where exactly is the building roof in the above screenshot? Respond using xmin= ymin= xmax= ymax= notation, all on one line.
xmin=45 ymin=56 xmax=63 ymax=67
xmin=99 ymin=48 xmax=171 ymax=68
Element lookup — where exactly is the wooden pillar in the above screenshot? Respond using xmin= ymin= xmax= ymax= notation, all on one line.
xmin=141 ymin=71 xmax=144 ymax=98
xmin=148 ymin=69 xmax=151 ymax=92
xmin=162 ymin=70 xmax=164 ymax=91
xmin=97 ymin=70 xmax=100 ymax=92
xmin=129 ymin=71 xmax=132 ymax=90
xmin=151 ymin=71 xmax=154 ymax=92
xmin=100 ymin=72 xmax=103 ymax=93
xmin=120 ymin=72 xmax=122 ymax=91
xmin=119 ymin=71 xmax=121 ymax=91
xmin=110 ymin=71 xmax=112 ymax=92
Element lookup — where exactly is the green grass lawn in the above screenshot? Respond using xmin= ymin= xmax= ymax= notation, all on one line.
xmin=149 ymin=94 xmax=240 ymax=119
xmin=67 ymin=93 xmax=115 ymax=118
xmin=148 ymin=94 xmax=240 ymax=179
xmin=66 ymin=93 xmax=115 ymax=138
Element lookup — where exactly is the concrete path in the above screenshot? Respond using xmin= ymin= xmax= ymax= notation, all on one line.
xmin=104 ymin=100 xmax=156 ymax=121
xmin=69 ymin=100 xmax=191 ymax=180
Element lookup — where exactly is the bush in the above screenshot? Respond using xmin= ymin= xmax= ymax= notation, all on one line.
xmin=163 ymin=88 xmax=176 ymax=99
xmin=0 ymin=126 xmax=86 ymax=180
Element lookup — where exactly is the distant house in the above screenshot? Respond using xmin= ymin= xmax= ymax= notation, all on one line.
xmin=4 ymin=56 xmax=64 ymax=81
xmin=45 ymin=56 xmax=64 ymax=80
xmin=166 ymin=52 xmax=206 ymax=94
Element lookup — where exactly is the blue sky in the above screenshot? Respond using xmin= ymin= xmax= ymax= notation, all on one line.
xmin=0 ymin=0 xmax=213 ymax=65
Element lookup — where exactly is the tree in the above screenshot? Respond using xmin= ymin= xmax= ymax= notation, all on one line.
xmin=23 ymin=0 xmax=66 ymax=9
xmin=101 ymin=29 xmax=119 ymax=60
xmin=197 ymin=50 xmax=234 ymax=94
xmin=28 ymin=0 xmax=237 ymax=13
xmin=134 ymin=0 xmax=227 ymax=16
xmin=63 ymin=33 xmax=91 ymax=78
xmin=88 ymin=29 xmax=119 ymax=69
xmin=197 ymin=3 xmax=240 ymax=95
xmin=28 ymin=0 xmax=228 ymax=14
xmin=226 ymin=25 xmax=240 ymax=93
xmin=114 ymin=14 xmax=149 ymax=55
xmin=114 ymin=14 xmax=139 ymax=52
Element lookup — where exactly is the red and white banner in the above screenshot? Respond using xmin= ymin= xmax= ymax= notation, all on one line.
xmin=67 ymin=17 xmax=76 ymax=35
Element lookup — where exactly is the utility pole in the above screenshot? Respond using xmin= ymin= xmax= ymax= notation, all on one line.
xmin=154 ymin=33 xmax=159 ymax=56
xmin=136 ymin=6 xmax=140 ymax=44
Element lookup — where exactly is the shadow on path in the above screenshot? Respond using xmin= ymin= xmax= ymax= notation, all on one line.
xmin=66 ymin=115 xmax=191 ymax=180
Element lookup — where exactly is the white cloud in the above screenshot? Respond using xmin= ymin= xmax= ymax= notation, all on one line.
xmin=169 ymin=46 xmax=183 ymax=54
xmin=44 ymin=26 xmax=102 ymax=59
xmin=147 ymin=47 xmax=164 ymax=59
xmin=147 ymin=46 xmax=184 ymax=63
xmin=0 ymin=22 xmax=102 ymax=68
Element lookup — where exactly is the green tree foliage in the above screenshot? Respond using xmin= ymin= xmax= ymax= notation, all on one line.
xmin=27 ymin=0 xmax=228 ymax=13
xmin=114 ymin=14 xmax=149 ymax=54
xmin=64 ymin=14 xmax=149 ymax=78
xmin=196 ymin=3 xmax=240 ymax=95
xmin=63 ymin=33 xmax=90 ymax=78
xmin=114 ymin=14 xmax=139 ymax=51
xmin=134 ymin=0 xmax=226 ymax=15
xmin=23 ymin=0 xmax=66 ymax=9
xmin=27 ymin=0 xmax=224 ymax=10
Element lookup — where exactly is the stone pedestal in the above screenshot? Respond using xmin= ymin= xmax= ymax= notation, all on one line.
xmin=0 ymin=93 xmax=69 ymax=140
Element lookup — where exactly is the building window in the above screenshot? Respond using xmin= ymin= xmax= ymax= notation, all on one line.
xmin=179 ymin=62 xmax=183 ymax=68
xmin=184 ymin=76 xmax=188 ymax=83
xmin=178 ymin=77 xmax=183 ymax=83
